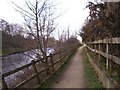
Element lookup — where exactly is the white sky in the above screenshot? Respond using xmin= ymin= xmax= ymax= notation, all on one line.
xmin=0 ymin=0 xmax=90 ymax=41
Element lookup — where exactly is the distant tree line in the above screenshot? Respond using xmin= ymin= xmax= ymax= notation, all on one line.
xmin=1 ymin=19 xmax=79 ymax=55
xmin=80 ymin=2 xmax=120 ymax=42
xmin=1 ymin=19 xmax=36 ymax=54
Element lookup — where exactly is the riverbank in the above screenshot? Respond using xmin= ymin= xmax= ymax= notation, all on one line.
xmin=2 ymin=48 xmax=34 ymax=57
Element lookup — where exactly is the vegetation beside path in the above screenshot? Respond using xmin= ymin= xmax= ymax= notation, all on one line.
xmin=82 ymin=47 xmax=103 ymax=88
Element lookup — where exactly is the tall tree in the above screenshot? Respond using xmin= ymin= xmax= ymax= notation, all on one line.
xmin=13 ymin=0 xmax=58 ymax=69
xmin=80 ymin=1 xmax=120 ymax=42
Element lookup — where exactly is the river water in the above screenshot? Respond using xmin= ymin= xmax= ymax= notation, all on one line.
xmin=2 ymin=48 xmax=55 ymax=88
xmin=2 ymin=48 xmax=55 ymax=74
xmin=2 ymin=49 xmax=38 ymax=74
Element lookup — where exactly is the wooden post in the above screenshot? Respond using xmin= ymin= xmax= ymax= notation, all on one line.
xmin=65 ymin=50 xmax=68 ymax=59
xmin=106 ymin=37 xmax=110 ymax=88
xmin=2 ymin=77 xmax=8 ymax=89
xmin=98 ymin=44 xmax=101 ymax=65
xmin=92 ymin=44 xmax=94 ymax=49
xmin=31 ymin=60 xmax=41 ymax=84
xmin=50 ymin=53 xmax=55 ymax=71
xmin=45 ymin=57 xmax=50 ymax=75
xmin=59 ymin=50 xmax=62 ymax=59
xmin=106 ymin=43 xmax=109 ymax=69
xmin=94 ymin=44 xmax=96 ymax=59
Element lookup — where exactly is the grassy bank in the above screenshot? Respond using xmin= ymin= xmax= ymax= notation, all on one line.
xmin=38 ymin=49 xmax=77 ymax=88
xmin=2 ymin=48 xmax=17 ymax=55
xmin=82 ymin=48 xmax=103 ymax=88
xmin=2 ymin=48 xmax=33 ymax=56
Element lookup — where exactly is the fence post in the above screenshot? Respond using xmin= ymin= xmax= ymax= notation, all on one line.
xmin=98 ymin=44 xmax=101 ymax=65
xmin=106 ymin=38 xmax=109 ymax=88
xmin=65 ymin=49 xmax=68 ymax=60
xmin=50 ymin=53 xmax=55 ymax=71
xmin=106 ymin=43 xmax=109 ymax=69
xmin=31 ymin=60 xmax=41 ymax=84
xmin=94 ymin=44 xmax=96 ymax=59
xmin=2 ymin=77 xmax=8 ymax=89
xmin=59 ymin=50 xmax=62 ymax=59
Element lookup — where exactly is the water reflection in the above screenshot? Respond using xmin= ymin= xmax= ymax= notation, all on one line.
xmin=2 ymin=48 xmax=55 ymax=88
xmin=2 ymin=48 xmax=54 ymax=73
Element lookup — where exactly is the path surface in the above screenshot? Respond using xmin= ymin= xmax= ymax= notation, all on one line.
xmin=53 ymin=46 xmax=86 ymax=88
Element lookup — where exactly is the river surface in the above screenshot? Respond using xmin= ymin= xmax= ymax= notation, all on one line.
xmin=2 ymin=48 xmax=55 ymax=74
xmin=1 ymin=48 xmax=55 ymax=87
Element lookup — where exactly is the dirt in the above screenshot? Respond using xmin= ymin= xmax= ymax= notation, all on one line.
xmin=52 ymin=46 xmax=86 ymax=88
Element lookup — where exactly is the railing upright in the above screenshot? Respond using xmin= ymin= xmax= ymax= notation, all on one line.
xmin=106 ymin=43 xmax=109 ymax=69
xmin=2 ymin=77 xmax=8 ymax=89
xmin=50 ymin=53 xmax=55 ymax=72
xmin=31 ymin=60 xmax=41 ymax=84
xmin=98 ymin=43 xmax=101 ymax=65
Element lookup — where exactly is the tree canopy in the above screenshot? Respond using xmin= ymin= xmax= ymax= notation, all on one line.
xmin=80 ymin=2 xmax=120 ymax=42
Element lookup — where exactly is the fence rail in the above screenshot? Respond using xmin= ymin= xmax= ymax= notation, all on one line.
xmin=2 ymin=45 xmax=79 ymax=88
xmin=87 ymin=46 xmax=120 ymax=65
xmin=86 ymin=37 xmax=120 ymax=88
xmin=88 ymin=37 xmax=120 ymax=44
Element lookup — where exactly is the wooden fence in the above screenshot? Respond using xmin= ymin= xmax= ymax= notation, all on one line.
xmin=2 ymin=45 xmax=79 ymax=88
xmin=86 ymin=37 xmax=120 ymax=88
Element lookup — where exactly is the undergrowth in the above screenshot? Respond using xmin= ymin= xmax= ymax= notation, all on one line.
xmin=82 ymin=48 xmax=103 ymax=88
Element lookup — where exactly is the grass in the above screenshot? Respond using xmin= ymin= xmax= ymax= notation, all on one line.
xmin=0 ymin=50 xmax=2 ymax=55
xmin=37 ymin=50 xmax=76 ymax=88
xmin=82 ymin=48 xmax=103 ymax=88
xmin=2 ymin=48 xmax=31 ymax=56
xmin=2 ymin=48 xmax=20 ymax=55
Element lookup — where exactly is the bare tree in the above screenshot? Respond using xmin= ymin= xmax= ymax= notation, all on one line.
xmin=13 ymin=0 xmax=58 ymax=69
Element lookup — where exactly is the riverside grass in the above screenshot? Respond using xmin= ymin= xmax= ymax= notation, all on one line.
xmin=82 ymin=48 xmax=103 ymax=88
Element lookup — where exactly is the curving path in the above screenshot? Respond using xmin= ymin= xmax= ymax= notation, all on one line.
xmin=52 ymin=46 xmax=86 ymax=88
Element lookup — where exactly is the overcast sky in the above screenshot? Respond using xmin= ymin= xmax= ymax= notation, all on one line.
xmin=0 ymin=0 xmax=90 ymax=41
